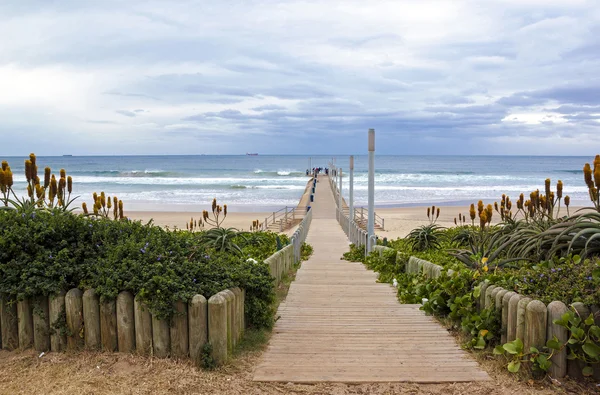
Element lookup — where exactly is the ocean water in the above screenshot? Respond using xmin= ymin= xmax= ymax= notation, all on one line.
xmin=2 ymin=155 xmax=594 ymax=211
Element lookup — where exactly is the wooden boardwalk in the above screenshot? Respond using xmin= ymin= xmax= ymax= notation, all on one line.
xmin=253 ymin=175 xmax=489 ymax=383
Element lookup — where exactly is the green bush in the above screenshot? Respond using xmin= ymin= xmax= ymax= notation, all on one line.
xmin=0 ymin=209 xmax=283 ymax=327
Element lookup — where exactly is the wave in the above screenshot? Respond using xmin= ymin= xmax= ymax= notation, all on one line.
xmin=70 ymin=169 xmax=180 ymax=178
xmin=253 ymin=169 xmax=305 ymax=177
xmin=556 ymin=169 xmax=582 ymax=174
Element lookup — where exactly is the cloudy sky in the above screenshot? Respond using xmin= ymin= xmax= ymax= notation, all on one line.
xmin=1 ymin=0 xmax=599 ymax=155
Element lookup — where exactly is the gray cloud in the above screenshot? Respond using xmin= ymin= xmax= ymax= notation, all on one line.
xmin=116 ymin=110 xmax=137 ymax=117
xmin=2 ymin=0 xmax=600 ymax=155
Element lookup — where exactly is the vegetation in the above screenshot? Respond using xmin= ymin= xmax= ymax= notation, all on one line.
xmin=344 ymin=155 xmax=600 ymax=379
xmin=0 ymin=154 xmax=300 ymax=330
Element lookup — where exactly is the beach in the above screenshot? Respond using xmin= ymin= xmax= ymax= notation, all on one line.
xmin=127 ymin=210 xmax=273 ymax=232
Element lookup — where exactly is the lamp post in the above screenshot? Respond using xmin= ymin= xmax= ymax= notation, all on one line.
xmin=367 ymin=129 xmax=375 ymax=252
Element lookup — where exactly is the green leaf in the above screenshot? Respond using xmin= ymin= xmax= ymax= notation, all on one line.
xmin=585 ymin=314 xmax=595 ymax=326
xmin=582 ymin=342 xmax=600 ymax=358
xmin=508 ymin=360 xmax=521 ymax=373
xmin=503 ymin=343 xmax=518 ymax=355
xmin=582 ymin=366 xmax=594 ymax=376
xmin=529 ymin=346 xmax=539 ymax=354
xmin=493 ymin=345 xmax=505 ymax=355
xmin=474 ymin=336 xmax=486 ymax=350
xmin=546 ymin=338 xmax=561 ymax=350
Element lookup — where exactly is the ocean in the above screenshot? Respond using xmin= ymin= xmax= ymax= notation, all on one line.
xmin=2 ymin=155 xmax=593 ymax=211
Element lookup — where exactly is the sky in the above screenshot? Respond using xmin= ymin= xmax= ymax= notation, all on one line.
xmin=1 ymin=0 xmax=600 ymax=156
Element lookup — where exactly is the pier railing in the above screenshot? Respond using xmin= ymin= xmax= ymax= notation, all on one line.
xmin=289 ymin=204 xmax=313 ymax=262
xmin=328 ymin=174 xmax=376 ymax=253
xmin=259 ymin=205 xmax=308 ymax=232
xmin=327 ymin=172 xmax=384 ymax=230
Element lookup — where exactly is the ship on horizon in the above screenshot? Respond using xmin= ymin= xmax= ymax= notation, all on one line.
xmin=246 ymin=153 xmax=258 ymax=156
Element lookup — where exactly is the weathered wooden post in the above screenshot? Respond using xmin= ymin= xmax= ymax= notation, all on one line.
xmin=524 ymin=300 xmax=547 ymax=351
xmin=134 ymin=296 xmax=153 ymax=355
xmin=65 ymin=288 xmax=84 ymax=350
xmin=1 ymin=298 xmax=18 ymax=350
xmin=49 ymin=292 xmax=66 ymax=352
xmin=501 ymin=291 xmax=516 ymax=344
xmin=223 ymin=290 xmax=235 ymax=353
xmin=33 ymin=295 xmax=50 ymax=352
xmin=479 ymin=282 xmax=489 ymax=311
xmin=152 ymin=314 xmax=170 ymax=358
xmin=170 ymin=300 xmax=189 ymax=358
xmin=507 ymin=293 xmax=523 ymax=342
xmin=17 ymin=299 xmax=34 ymax=349
xmin=547 ymin=301 xmax=568 ymax=378
xmin=367 ymin=129 xmax=375 ymax=253
xmin=189 ymin=294 xmax=208 ymax=364
xmin=82 ymin=289 xmax=101 ymax=350
xmin=100 ymin=299 xmax=118 ymax=352
xmin=495 ymin=289 xmax=508 ymax=313
xmin=208 ymin=293 xmax=228 ymax=365
xmin=116 ymin=291 xmax=135 ymax=352
xmin=515 ymin=297 xmax=532 ymax=341
xmin=231 ymin=288 xmax=242 ymax=343
xmin=485 ymin=285 xmax=497 ymax=309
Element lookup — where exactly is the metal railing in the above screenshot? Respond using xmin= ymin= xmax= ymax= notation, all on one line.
xmin=327 ymin=172 xmax=377 ymax=254
xmin=289 ymin=205 xmax=313 ymax=263
xmin=259 ymin=205 xmax=308 ymax=232
xmin=327 ymin=170 xmax=384 ymax=230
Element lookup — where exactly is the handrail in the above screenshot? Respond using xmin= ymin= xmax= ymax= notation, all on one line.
xmin=259 ymin=205 xmax=308 ymax=232
xmin=258 ymin=177 xmax=314 ymax=232
xmin=289 ymin=205 xmax=313 ymax=263
xmin=326 ymin=170 xmax=384 ymax=230
xmin=327 ymin=171 xmax=375 ymax=254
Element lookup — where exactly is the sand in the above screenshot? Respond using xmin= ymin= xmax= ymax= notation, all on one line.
xmin=127 ymin=202 xmax=582 ymax=240
xmin=127 ymin=211 xmax=272 ymax=232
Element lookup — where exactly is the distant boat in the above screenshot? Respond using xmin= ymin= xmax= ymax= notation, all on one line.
xmin=246 ymin=153 xmax=258 ymax=156
xmin=63 ymin=155 xmax=73 ymax=157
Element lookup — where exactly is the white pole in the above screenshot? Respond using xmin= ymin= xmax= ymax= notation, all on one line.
xmin=367 ymin=129 xmax=375 ymax=252
xmin=338 ymin=168 xmax=343 ymax=211
xmin=349 ymin=155 xmax=354 ymax=228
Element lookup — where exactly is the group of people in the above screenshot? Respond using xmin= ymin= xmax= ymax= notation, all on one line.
xmin=305 ymin=167 xmax=328 ymax=176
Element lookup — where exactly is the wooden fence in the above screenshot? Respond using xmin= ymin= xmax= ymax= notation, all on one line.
xmin=0 ymin=287 xmax=245 ymax=366
xmin=371 ymin=245 xmax=599 ymax=380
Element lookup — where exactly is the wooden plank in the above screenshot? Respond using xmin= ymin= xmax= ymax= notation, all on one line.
xmin=253 ymin=176 xmax=488 ymax=383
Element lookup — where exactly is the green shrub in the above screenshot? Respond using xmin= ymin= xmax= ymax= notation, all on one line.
xmin=0 ymin=209 xmax=281 ymax=327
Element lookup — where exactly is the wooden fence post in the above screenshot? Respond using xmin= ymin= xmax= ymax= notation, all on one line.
xmin=189 ymin=294 xmax=208 ymax=364
xmin=479 ymin=282 xmax=489 ymax=311
xmin=495 ymin=289 xmax=508 ymax=313
xmin=170 ymin=300 xmax=189 ymax=358
xmin=65 ymin=289 xmax=84 ymax=350
xmin=100 ymin=299 xmax=118 ymax=352
xmin=1 ymin=298 xmax=18 ymax=350
xmin=116 ymin=291 xmax=135 ymax=352
xmin=231 ymin=288 xmax=242 ymax=343
xmin=501 ymin=291 xmax=516 ymax=344
xmin=507 ymin=293 xmax=523 ymax=342
xmin=222 ymin=290 xmax=235 ymax=353
xmin=134 ymin=296 xmax=153 ymax=355
xmin=485 ymin=285 xmax=497 ymax=309
xmin=547 ymin=301 xmax=568 ymax=379
xmin=524 ymin=300 xmax=547 ymax=351
xmin=83 ymin=289 xmax=101 ymax=350
xmin=33 ymin=295 xmax=50 ymax=352
xmin=208 ymin=293 xmax=227 ymax=365
xmin=17 ymin=299 xmax=34 ymax=349
xmin=515 ymin=297 xmax=532 ymax=341
xmin=152 ymin=314 xmax=170 ymax=358
xmin=49 ymin=292 xmax=66 ymax=352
